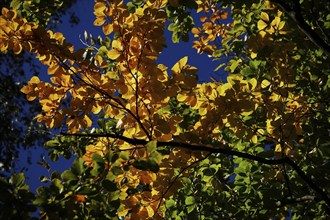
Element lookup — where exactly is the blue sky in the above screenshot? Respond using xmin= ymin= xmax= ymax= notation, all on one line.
xmin=17 ymin=1 xmax=223 ymax=192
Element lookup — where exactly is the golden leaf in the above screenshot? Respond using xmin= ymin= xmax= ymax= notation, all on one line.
xmin=271 ymin=17 xmax=280 ymax=28
xmin=257 ymin=20 xmax=268 ymax=31
xmin=102 ymin=23 xmax=113 ymax=35
xmin=107 ymin=49 xmax=121 ymax=60
xmin=261 ymin=79 xmax=271 ymax=88
xmin=275 ymin=144 xmax=281 ymax=153
xmin=177 ymin=93 xmax=188 ymax=102
xmin=248 ymin=78 xmax=257 ymax=91
xmin=146 ymin=206 xmax=155 ymax=218
xmin=250 ymin=51 xmax=257 ymax=58
xmin=91 ymin=102 xmax=102 ymax=114
xmin=171 ymin=56 xmax=188 ymax=74
xmin=84 ymin=114 xmax=92 ymax=128
xmin=94 ymin=2 xmax=107 ymax=16
xmin=260 ymin=12 xmax=269 ymax=22
xmin=93 ymin=17 xmax=106 ymax=26
xmin=30 ymin=75 xmax=40 ymax=84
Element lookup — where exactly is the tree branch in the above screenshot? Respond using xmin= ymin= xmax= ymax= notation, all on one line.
xmin=278 ymin=195 xmax=318 ymax=207
xmin=271 ymin=0 xmax=330 ymax=55
xmin=60 ymin=132 xmax=330 ymax=207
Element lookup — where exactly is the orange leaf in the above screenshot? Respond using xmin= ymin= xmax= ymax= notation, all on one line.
xmin=74 ymin=194 xmax=86 ymax=203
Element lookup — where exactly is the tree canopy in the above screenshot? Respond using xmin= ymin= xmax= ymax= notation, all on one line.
xmin=0 ymin=0 xmax=330 ymax=219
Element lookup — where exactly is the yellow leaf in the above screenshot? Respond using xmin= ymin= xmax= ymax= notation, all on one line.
xmin=93 ymin=17 xmax=105 ymax=26
xmin=257 ymin=20 xmax=268 ymax=30
xmin=146 ymin=205 xmax=155 ymax=218
xmin=102 ymin=23 xmax=113 ymax=35
xmin=250 ymin=51 xmax=257 ymax=59
xmin=259 ymin=30 xmax=267 ymax=38
xmin=248 ymin=78 xmax=257 ymax=91
xmin=217 ymin=83 xmax=232 ymax=96
xmin=30 ymin=76 xmax=40 ymax=84
xmin=278 ymin=21 xmax=285 ymax=30
xmin=260 ymin=12 xmax=269 ymax=22
xmin=107 ymin=71 xmax=118 ymax=79
xmin=84 ymin=114 xmax=92 ymax=128
xmin=257 ymin=129 xmax=265 ymax=135
xmin=171 ymin=56 xmax=188 ymax=74
xmin=275 ymin=144 xmax=281 ymax=153
xmin=241 ymin=110 xmax=253 ymax=116
xmin=227 ymin=74 xmax=243 ymax=85
xmin=94 ymin=2 xmax=107 ymax=15
xmin=91 ymin=102 xmax=102 ymax=114
xmin=271 ymin=17 xmax=280 ymax=28
xmin=177 ymin=93 xmax=188 ymax=102
xmin=117 ymin=208 xmax=129 ymax=217
xmin=198 ymin=107 xmax=208 ymax=116
xmin=107 ymin=49 xmax=121 ymax=60
xmin=266 ymin=26 xmax=275 ymax=34
xmin=261 ymin=79 xmax=271 ymax=88
xmin=20 ymin=85 xmax=32 ymax=95
xmin=191 ymin=27 xmax=200 ymax=36
xmin=112 ymin=39 xmax=123 ymax=50
xmin=251 ymin=135 xmax=258 ymax=144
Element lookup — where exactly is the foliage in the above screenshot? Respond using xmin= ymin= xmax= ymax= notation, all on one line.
xmin=0 ymin=0 xmax=80 ymax=173
xmin=1 ymin=0 xmax=330 ymax=219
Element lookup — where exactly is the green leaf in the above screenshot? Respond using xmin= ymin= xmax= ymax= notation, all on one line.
xmin=92 ymin=153 xmax=104 ymax=164
xmin=241 ymin=66 xmax=254 ymax=77
xmin=45 ymin=139 xmax=60 ymax=148
xmin=51 ymin=179 xmax=63 ymax=194
xmin=185 ymin=196 xmax=195 ymax=205
xmin=10 ymin=0 xmax=22 ymax=9
xmin=50 ymin=171 xmax=61 ymax=180
xmin=230 ymin=59 xmax=241 ymax=73
xmin=48 ymin=150 xmax=59 ymax=162
xmin=146 ymin=140 xmax=157 ymax=154
xmin=111 ymin=166 xmax=123 ymax=176
xmin=10 ymin=173 xmax=25 ymax=187
xmin=150 ymin=151 xmax=162 ymax=162
xmin=61 ymin=170 xmax=78 ymax=181
xmin=119 ymin=151 xmax=129 ymax=160
xmin=168 ymin=23 xmax=177 ymax=31
xmin=186 ymin=204 xmax=196 ymax=214
xmin=165 ymin=199 xmax=176 ymax=208
xmin=71 ymin=158 xmax=85 ymax=176
xmin=212 ymin=50 xmax=223 ymax=58
xmin=172 ymin=32 xmax=180 ymax=43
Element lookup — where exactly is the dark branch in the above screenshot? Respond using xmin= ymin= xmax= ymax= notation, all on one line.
xmin=285 ymin=157 xmax=330 ymax=208
xmin=271 ymin=0 xmax=330 ymax=55
xmin=278 ymin=195 xmax=318 ymax=207
xmin=60 ymin=132 xmax=330 ymax=207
